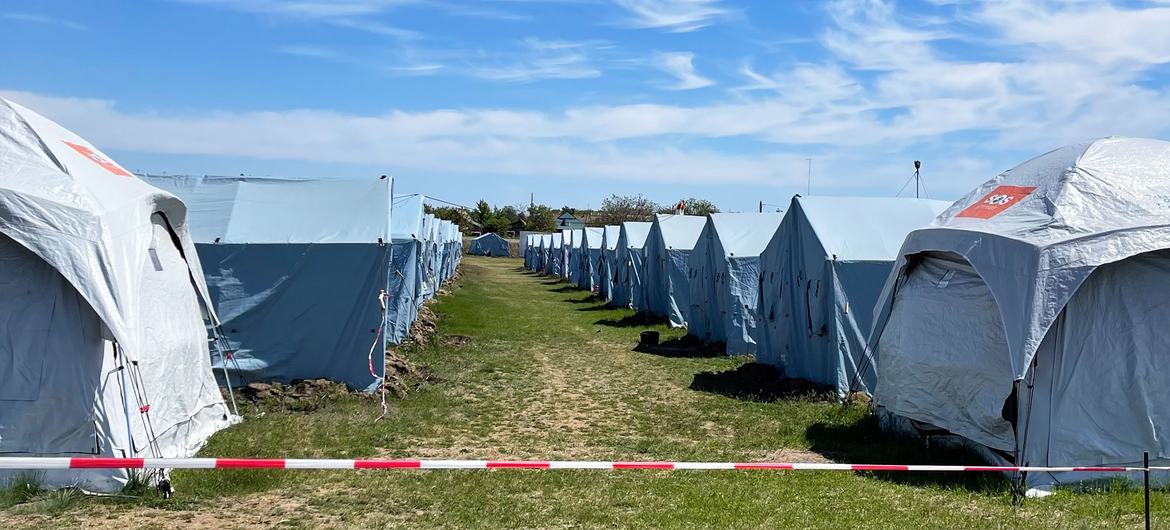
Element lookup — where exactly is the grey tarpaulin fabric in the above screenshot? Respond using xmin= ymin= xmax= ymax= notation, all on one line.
xmin=756 ymin=196 xmax=949 ymax=396
xmin=641 ymin=214 xmax=707 ymax=327
xmin=468 ymin=233 xmax=509 ymax=256
xmin=613 ymin=221 xmax=652 ymax=309
xmin=577 ymin=227 xmax=604 ymax=291
xmin=871 ymin=137 xmax=1170 ymax=488
xmin=597 ymin=225 xmax=621 ymax=302
xmin=687 ymin=213 xmax=783 ymax=356
xmin=0 ymin=98 xmax=233 ymax=492
xmin=388 ymin=194 xmax=427 ymax=344
xmin=141 ymin=174 xmax=392 ymax=392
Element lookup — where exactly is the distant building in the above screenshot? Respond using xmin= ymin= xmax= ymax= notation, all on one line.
xmin=556 ymin=212 xmax=585 ymax=230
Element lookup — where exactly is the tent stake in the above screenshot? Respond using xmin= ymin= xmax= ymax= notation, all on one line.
xmin=1145 ymin=450 xmax=1151 ymax=530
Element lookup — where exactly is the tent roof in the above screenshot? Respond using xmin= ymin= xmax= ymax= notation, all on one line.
xmin=473 ymin=232 xmax=506 ymax=242
xmin=391 ymin=194 xmax=426 ymax=241
xmin=706 ymin=213 xmax=783 ymax=257
xmin=619 ymin=221 xmax=653 ymax=249
xmin=602 ymin=225 xmax=621 ymax=250
xmin=794 ymin=196 xmax=950 ymax=261
xmin=582 ymin=227 xmax=604 ymax=249
xmin=141 ymin=174 xmax=390 ymax=244
xmin=653 ymin=214 xmax=707 ymax=250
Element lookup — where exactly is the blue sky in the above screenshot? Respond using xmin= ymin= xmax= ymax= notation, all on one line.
xmin=4 ymin=0 xmax=1170 ymax=212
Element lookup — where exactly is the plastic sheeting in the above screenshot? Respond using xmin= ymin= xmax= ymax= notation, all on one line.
xmin=640 ymin=214 xmax=707 ymax=327
xmin=756 ymin=196 xmax=948 ymax=396
xmin=613 ymin=222 xmax=652 ymax=308
xmin=577 ymin=227 xmax=604 ymax=291
xmin=687 ymin=213 xmax=783 ymax=355
xmin=562 ymin=229 xmax=582 ymax=282
xmin=469 ymin=233 xmax=510 ymax=256
xmin=596 ymin=225 xmax=621 ymax=302
xmin=0 ymin=98 xmax=232 ymax=492
xmin=872 ymin=138 xmax=1170 ymax=488
xmin=142 ymin=174 xmax=392 ymax=392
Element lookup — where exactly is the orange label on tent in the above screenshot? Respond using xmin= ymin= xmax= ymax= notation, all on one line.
xmin=956 ymin=185 xmax=1036 ymax=219
xmin=62 ymin=141 xmax=132 ymax=177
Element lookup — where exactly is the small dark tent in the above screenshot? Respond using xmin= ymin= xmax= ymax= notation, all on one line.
xmin=468 ymin=232 xmax=510 ymax=256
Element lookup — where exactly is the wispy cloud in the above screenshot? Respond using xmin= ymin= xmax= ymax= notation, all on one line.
xmin=469 ymin=39 xmax=606 ymax=82
xmin=654 ymin=52 xmax=714 ymax=90
xmin=3 ymin=12 xmax=86 ymax=30
xmin=277 ymin=45 xmax=344 ymax=60
xmin=175 ymin=0 xmax=419 ymax=38
xmin=612 ymin=0 xmax=727 ymax=32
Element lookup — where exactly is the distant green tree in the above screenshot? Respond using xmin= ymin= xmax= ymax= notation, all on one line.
xmin=658 ymin=198 xmax=719 ymax=216
xmin=473 ymin=200 xmax=493 ymax=226
xmin=425 ymin=205 xmax=464 ymax=224
xmin=598 ymin=194 xmax=656 ymax=225
xmin=527 ymin=204 xmax=557 ymax=232
xmin=485 ymin=215 xmax=511 ymax=234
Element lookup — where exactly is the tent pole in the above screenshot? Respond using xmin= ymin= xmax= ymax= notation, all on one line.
xmin=1145 ymin=450 xmax=1152 ymax=530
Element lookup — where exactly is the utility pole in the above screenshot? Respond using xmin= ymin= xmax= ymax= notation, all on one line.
xmin=758 ymin=200 xmax=763 ymax=213
xmin=806 ymin=158 xmax=813 ymax=195
xmin=914 ymin=160 xmax=922 ymax=199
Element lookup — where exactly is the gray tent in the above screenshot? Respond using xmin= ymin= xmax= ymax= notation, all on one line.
xmin=871 ymin=138 xmax=1170 ymax=490
xmin=640 ymin=214 xmax=707 ymax=327
xmin=597 ymin=225 xmax=621 ymax=302
xmin=612 ymin=222 xmax=652 ymax=308
xmin=469 ymin=232 xmax=510 ymax=256
xmin=757 ymin=196 xmax=949 ymax=395
xmin=0 ymin=98 xmax=233 ymax=492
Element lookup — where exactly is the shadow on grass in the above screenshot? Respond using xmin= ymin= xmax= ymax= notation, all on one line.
xmin=595 ymin=312 xmax=669 ymax=328
xmin=541 ymin=279 xmax=565 ymax=286
xmin=576 ymin=304 xmax=615 ymax=312
xmin=805 ymin=414 xmax=1010 ymax=492
xmin=564 ymin=297 xmax=595 ymax=304
xmin=550 ymin=285 xmax=580 ymax=293
xmin=689 ymin=363 xmax=836 ymax=402
xmin=635 ymin=335 xmax=724 ymax=358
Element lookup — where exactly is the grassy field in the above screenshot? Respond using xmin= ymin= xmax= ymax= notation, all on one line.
xmin=1 ymin=255 xmax=1163 ymax=528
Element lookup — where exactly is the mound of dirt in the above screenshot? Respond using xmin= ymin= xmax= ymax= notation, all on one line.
xmin=384 ymin=348 xmax=442 ymax=398
xmin=237 ymin=379 xmax=351 ymax=411
xmin=408 ymin=305 xmax=439 ymax=345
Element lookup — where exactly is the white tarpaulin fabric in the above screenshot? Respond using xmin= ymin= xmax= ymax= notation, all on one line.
xmin=0 ymin=98 xmax=233 ymax=491
xmin=872 ymin=137 xmax=1170 ymax=487
xmin=757 ymin=196 xmax=949 ymax=395
xmin=641 ymin=214 xmax=707 ymax=327
xmin=612 ymin=222 xmax=651 ymax=308
xmin=687 ymin=213 xmax=783 ymax=355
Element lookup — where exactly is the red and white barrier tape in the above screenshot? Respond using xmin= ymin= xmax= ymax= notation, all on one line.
xmin=0 ymin=457 xmax=1162 ymax=473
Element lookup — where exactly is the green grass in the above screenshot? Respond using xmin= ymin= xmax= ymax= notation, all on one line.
xmin=1 ymin=255 xmax=1164 ymax=528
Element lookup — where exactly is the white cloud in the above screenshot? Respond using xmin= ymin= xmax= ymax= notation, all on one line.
xmin=2 ymin=12 xmax=86 ymax=30
xmin=655 ymin=52 xmax=714 ymax=90
xmin=469 ymin=39 xmax=606 ymax=82
xmin=612 ymin=0 xmax=727 ymax=32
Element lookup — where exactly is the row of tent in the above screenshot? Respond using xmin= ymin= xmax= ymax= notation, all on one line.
xmin=524 ymin=137 xmax=1170 ymax=489
xmin=0 ymin=98 xmax=462 ymax=491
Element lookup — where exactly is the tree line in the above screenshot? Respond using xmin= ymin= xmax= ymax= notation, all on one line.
xmin=426 ymin=194 xmax=718 ymax=234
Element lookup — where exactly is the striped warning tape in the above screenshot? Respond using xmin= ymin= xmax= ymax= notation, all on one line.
xmin=0 ymin=457 xmax=1163 ymax=473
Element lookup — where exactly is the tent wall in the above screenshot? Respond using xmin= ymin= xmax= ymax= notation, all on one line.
xmin=687 ymin=213 xmax=782 ymax=355
xmin=640 ymin=214 xmax=706 ymax=327
xmin=613 ymin=222 xmax=652 ymax=309
xmin=577 ymin=227 xmax=604 ymax=291
xmin=597 ymin=226 xmax=621 ymax=302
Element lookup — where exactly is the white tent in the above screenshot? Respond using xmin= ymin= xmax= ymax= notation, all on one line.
xmin=0 ymin=98 xmax=234 ymax=492
xmin=547 ymin=232 xmax=564 ymax=276
xmin=756 ymin=196 xmax=949 ymax=396
xmin=596 ymin=225 xmax=622 ymax=302
xmin=577 ymin=227 xmax=604 ymax=291
xmin=562 ymin=229 xmax=583 ymax=282
xmin=687 ymin=213 xmax=783 ymax=355
xmin=639 ymin=214 xmax=707 ymax=327
xmin=613 ymin=222 xmax=653 ymax=309
xmin=871 ymin=138 xmax=1170 ymax=489
xmin=537 ymin=234 xmax=552 ymax=273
